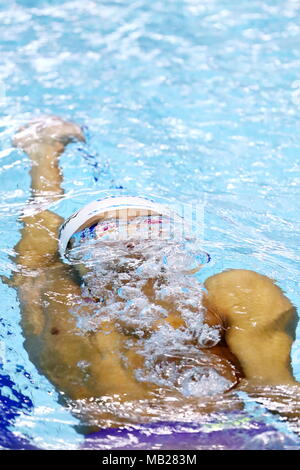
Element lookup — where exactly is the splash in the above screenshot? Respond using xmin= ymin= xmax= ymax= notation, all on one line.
xmin=69 ymin=224 xmax=232 ymax=396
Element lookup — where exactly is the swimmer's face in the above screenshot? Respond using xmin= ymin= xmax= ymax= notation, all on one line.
xmin=68 ymin=208 xmax=206 ymax=281
xmin=69 ymin=209 xmax=174 ymax=279
xmin=73 ymin=240 xmax=146 ymax=279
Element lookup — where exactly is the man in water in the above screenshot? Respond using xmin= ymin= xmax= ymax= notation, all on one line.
xmin=11 ymin=116 xmax=299 ymax=430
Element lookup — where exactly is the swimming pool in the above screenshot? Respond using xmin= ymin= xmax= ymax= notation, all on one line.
xmin=0 ymin=0 xmax=300 ymax=450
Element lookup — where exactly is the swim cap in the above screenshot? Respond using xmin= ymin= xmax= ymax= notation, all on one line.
xmin=58 ymin=195 xmax=184 ymax=259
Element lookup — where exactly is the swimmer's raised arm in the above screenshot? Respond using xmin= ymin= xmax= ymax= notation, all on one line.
xmin=12 ymin=116 xmax=85 ymax=272
xmin=10 ymin=116 xmax=85 ymax=336
xmin=203 ymin=269 xmax=298 ymax=386
xmin=9 ymin=117 xmax=96 ymax=397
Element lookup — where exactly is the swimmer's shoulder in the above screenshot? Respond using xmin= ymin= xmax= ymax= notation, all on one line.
xmin=204 ymin=268 xmax=296 ymax=328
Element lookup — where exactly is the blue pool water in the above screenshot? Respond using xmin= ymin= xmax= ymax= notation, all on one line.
xmin=0 ymin=0 xmax=300 ymax=449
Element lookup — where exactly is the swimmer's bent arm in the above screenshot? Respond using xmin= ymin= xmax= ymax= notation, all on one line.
xmin=11 ymin=116 xmax=85 ymax=336
xmin=203 ymin=269 xmax=298 ymax=386
xmin=12 ymin=116 xmax=85 ymax=272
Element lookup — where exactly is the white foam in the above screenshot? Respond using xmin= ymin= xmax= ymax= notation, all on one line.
xmin=70 ymin=235 xmax=230 ymax=396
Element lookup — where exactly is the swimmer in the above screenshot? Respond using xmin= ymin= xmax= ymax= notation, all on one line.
xmin=10 ymin=116 xmax=299 ymax=430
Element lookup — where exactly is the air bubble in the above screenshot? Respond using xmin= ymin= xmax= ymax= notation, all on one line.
xmin=69 ymin=225 xmax=225 ymax=396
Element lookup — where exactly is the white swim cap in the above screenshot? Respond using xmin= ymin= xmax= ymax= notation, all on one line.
xmin=58 ymin=195 xmax=184 ymax=259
